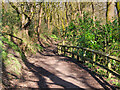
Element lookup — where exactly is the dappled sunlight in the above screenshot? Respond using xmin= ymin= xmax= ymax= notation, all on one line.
xmin=15 ymin=47 xmax=104 ymax=89
xmin=2 ymin=1 xmax=120 ymax=89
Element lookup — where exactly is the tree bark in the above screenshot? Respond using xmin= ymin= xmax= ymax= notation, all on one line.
xmin=65 ymin=2 xmax=69 ymax=25
xmin=36 ymin=3 xmax=44 ymax=47
xmin=91 ymin=2 xmax=95 ymax=26
xmin=116 ymin=2 xmax=120 ymax=25
xmin=78 ymin=2 xmax=83 ymax=19
xmin=106 ymin=0 xmax=115 ymax=23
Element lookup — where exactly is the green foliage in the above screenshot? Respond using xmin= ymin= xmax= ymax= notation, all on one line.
xmin=1 ymin=36 xmax=22 ymax=78
xmin=64 ymin=14 xmax=119 ymax=56
xmin=65 ymin=15 xmax=119 ymax=52
xmin=106 ymin=77 xmax=120 ymax=87
xmin=4 ymin=54 xmax=22 ymax=76
xmin=50 ymin=34 xmax=60 ymax=41
xmin=52 ymin=27 xmax=60 ymax=36
xmin=69 ymin=22 xmax=76 ymax=31
xmin=35 ymin=43 xmax=44 ymax=51
xmin=2 ymin=51 xmax=8 ymax=60
xmin=112 ymin=81 xmax=120 ymax=86
xmin=2 ymin=2 xmax=120 ymax=87
xmin=2 ymin=36 xmax=20 ymax=52
xmin=85 ymin=63 xmax=93 ymax=68
xmin=60 ymin=13 xmax=120 ymax=85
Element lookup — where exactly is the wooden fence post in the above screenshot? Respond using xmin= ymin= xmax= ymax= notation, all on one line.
xmin=63 ymin=46 xmax=66 ymax=56
xmin=82 ymin=49 xmax=86 ymax=63
xmin=107 ymin=57 xmax=112 ymax=78
xmin=67 ymin=47 xmax=70 ymax=57
xmin=83 ymin=50 xmax=86 ymax=57
xmin=72 ymin=48 xmax=74 ymax=58
xmin=57 ymin=44 xmax=59 ymax=54
xmin=93 ymin=53 xmax=96 ymax=66
xmin=61 ymin=46 xmax=63 ymax=55
xmin=77 ymin=48 xmax=79 ymax=61
xmin=58 ymin=45 xmax=61 ymax=55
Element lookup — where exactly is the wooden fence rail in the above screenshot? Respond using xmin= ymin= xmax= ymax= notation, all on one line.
xmin=56 ymin=44 xmax=120 ymax=79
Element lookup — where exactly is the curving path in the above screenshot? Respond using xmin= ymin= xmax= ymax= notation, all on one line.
xmin=15 ymin=46 xmax=114 ymax=89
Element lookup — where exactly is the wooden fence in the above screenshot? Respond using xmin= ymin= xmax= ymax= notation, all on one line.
xmin=56 ymin=44 xmax=120 ymax=79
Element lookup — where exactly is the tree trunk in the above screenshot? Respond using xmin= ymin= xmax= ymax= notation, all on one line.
xmin=38 ymin=3 xmax=42 ymax=32
xmin=91 ymin=2 xmax=95 ymax=26
xmin=116 ymin=2 xmax=120 ymax=25
xmin=37 ymin=3 xmax=44 ymax=47
xmin=106 ymin=0 xmax=115 ymax=78
xmin=47 ymin=16 xmax=50 ymax=30
xmin=65 ymin=2 xmax=69 ymax=26
xmin=106 ymin=0 xmax=115 ymax=23
xmin=2 ymin=2 xmax=5 ymax=16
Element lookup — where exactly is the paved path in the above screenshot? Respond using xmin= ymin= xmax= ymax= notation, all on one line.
xmin=15 ymin=47 xmax=113 ymax=89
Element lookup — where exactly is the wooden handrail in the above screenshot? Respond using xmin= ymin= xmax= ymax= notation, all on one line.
xmin=56 ymin=44 xmax=120 ymax=79
xmin=56 ymin=44 xmax=120 ymax=62
xmin=82 ymin=56 xmax=120 ymax=78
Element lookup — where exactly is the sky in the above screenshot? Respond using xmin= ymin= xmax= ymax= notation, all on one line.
xmin=2 ymin=0 xmax=120 ymax=2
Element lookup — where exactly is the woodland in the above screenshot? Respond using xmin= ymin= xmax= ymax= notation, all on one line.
xmin=1 ymin=1 xmax=120 ymax=89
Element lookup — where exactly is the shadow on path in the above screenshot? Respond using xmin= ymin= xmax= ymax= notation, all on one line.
xmin=37 ymin=47 xmax=116 ymax=90
xmin=58 ymin=56 xmax=116 ymax=90
xmin=20 ymin=51 xmax=84 ymax=89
